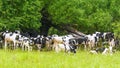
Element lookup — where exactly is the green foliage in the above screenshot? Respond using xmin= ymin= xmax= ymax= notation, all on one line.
xmin=0 ymin=0 xmax=120 ymax=35
xmin=0 ymin=0 xmax=43 ymax=32
xmin=48 ymin=27 xmax=66 ymax=35
xmin=48 ymin=0 xmax=120 ymax=34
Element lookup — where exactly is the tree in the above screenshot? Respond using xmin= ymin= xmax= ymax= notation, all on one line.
xmin=0 ymin=0 xmax=43 ymax=32
xmin=47 ymin=0 xmax=120 ymax=34
xmin=0 ymin=0 xmax=120 ymax=36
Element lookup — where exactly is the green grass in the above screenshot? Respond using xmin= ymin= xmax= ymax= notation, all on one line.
xmin=0 ymin=49 xmax=120 ymax=68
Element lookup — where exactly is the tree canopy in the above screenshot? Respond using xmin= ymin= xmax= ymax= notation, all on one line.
xmin=0 ymin=0 xmax=120 ymax=36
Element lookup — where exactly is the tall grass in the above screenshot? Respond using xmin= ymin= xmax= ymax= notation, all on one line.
xmin=0 ymin=50 xmax=120 ymax=68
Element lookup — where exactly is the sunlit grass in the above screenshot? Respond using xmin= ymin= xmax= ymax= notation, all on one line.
xmin=0 ymin=49 xmax=120 ymax=68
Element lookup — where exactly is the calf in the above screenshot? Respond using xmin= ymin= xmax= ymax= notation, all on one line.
xmin=22 ymin=37 xmax=33 ymax=51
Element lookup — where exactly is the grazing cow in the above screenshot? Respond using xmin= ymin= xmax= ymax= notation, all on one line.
xmin=90 ymin=47 xmax=109 ymax=55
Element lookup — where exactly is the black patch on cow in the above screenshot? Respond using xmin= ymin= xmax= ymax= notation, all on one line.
xmin=95 ymin=47 xmax=105 ymax=53
xmin=69 ymin=37 xmax=88 ymax=46
xmin=15 ymin=35 xmax=19 ymax=40
xmin=10 ymin=33 xmax=13 ymax=36
xmin=94 ymin=37 xmax=97 ymax=42
xmin=105 ymin=32 xmax=114 ymax=41
xmin=35 ymin=38 xmax=41 ymax=44
xmin=69 ymin=45 xmax=77 ymax=53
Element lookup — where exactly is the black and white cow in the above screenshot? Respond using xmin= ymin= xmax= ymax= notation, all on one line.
xmin=86 ymin=32 xmax=102 ymax=50
xmin=55 ymin=43 xmax=77 ymax=53
xmin=21 ymin=37 xmax=33 ymax=51
xmin=31 ymin=35 xmax=46 ymax=51
xmin=90 ymin=47 xmax=109 ymax=55
xmin=69 ymin=36 xmax=88 ymax=50
xmin=96 ymin=32 xmax=115 ymax=54
xmin=3 ymin=30 xmax=21 ymax=50
xmin=52 ymin=34 xmax=77 ymax=53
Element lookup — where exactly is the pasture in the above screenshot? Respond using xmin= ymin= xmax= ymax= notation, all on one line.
xmin=0 ymin=50 xmax=120 ymax=68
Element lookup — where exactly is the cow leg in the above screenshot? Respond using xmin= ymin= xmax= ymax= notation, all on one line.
xmin=47 ymin=44 xmax=52 ymax=51
xmin=15 ymin=44 xmax=18 ymax=49
xmin=30 ymin=46 xmax=32 ymax=51
xmin=0 ymin=42 xmax=3 ymax=49
xmin=109 ymin=46 xmax=113 ymax=55
xmin=24 ymin=45 xmax=27 ymax=51
xmin=89 ymin=44 xmax=91 ymax=50
xmin=37 ymin=44 xmax=42 ymax=51
xmin=109 ymin=39 xmax=115 ymax=55
xmin=55 ymin=45 xmax=59 ymax=53
xmin=13 ymin=42 xmax=16 ymax=49
xmin=5 ymin=41 xmax=7 ymax=50
xmin=28 ymin=46 xmax=30 ymax=51
xmin=25 ymin=46 xmax=27 ymax=51
xmin=22 ymin=45 xmax=24 ymax=51
xmin=88 ymin=41 xmax=92 ymax=50
xmin=84 ymin=44 xmax=87 ymax=50
xmin=91 ymin=41 xmax=95 ymax=50
xmin=28 ymin=46 xmax=32 ymax=51
xmin=52 ymin=44 xmax=55 ymax=50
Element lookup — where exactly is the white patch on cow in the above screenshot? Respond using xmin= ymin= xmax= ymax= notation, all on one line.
xmin=102 ymin=48 xmax=109 ymax=55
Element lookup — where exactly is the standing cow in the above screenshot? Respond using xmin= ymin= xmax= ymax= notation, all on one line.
xmin=3 ymin=31 xmax=21 ymax=50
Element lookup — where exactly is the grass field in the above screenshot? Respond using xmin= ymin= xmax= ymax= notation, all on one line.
xmin=0 ymin=49 xmax=120 ymax=68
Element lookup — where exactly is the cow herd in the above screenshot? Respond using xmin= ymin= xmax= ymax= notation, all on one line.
xmin=0 ymin=30 xmax=119 ymax=55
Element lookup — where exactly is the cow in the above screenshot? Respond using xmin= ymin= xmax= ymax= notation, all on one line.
xmin=100 ymin=32 xmax=115 ymax=54
xmin=0 ymin=32 xmax=4 ymax=48
xmin=52 ymin=36 xmax=64 ymax=50
xmin=3 ymin=31 xmax=21 ymax=50
xmin=31 ymin=35 xmax=46 ymax=51
xmin=69 ymin=36 xmax=88 ymax=50
xmin=55 ymin=43 xmax=77 ymax=53
xmin=22 ymin=37 xmax=33 ymax=51
xmin=86 ymin=32 xmax=105 ymax=50
xmin=45 ymin=36 xmax=54 ymax=51
xmin=51 ymin=34 xmax=77 ymax=53
xmin=90 ymin=47 xmax=109 ymax=55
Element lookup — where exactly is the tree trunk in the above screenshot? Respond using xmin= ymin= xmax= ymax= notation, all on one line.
xmin=63 ymin=26 xmax=86 ymax=37
xmin=51 ymin=24 xmax=86 ymax=37
xmin=40 ymin=21 xmax=51 ymax=36
xmin=40 ymin=7 xmax=52 ymax=36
